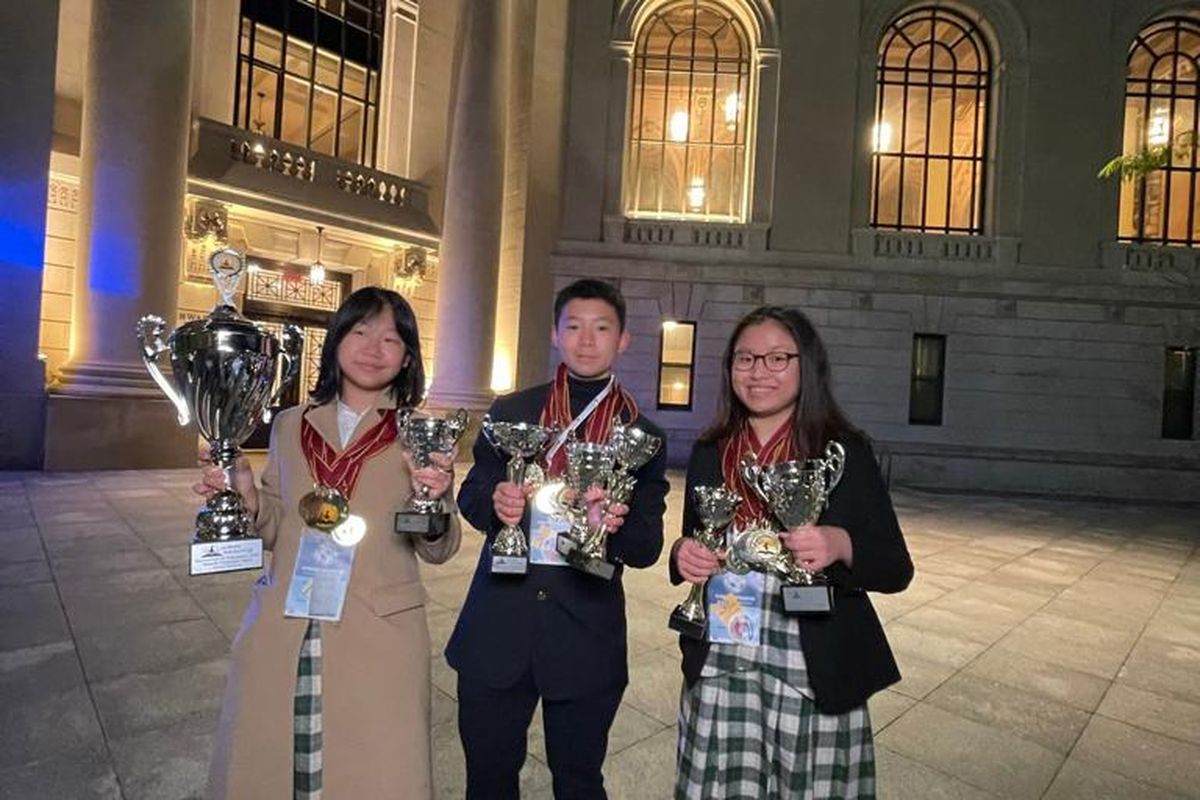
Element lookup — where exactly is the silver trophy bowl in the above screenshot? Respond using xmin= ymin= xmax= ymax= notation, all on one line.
xmin=481 ymin=416 xmax=557 ymax=570
xmin=396 ymin=408 xmax=469 ymax=514
xmin=136 ymin=248 xmax=302 ymax=574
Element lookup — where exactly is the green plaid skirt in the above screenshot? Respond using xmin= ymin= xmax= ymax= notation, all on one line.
xmin=294 ymin=619 xmax=323 ymax=800
xmin=676 ymin=669 xmax=874 ymax=799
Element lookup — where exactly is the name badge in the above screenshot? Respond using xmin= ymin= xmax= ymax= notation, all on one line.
xmin=284 ymin=528 xmax=358 ymax=622
xmin=527 ymin=481 xmax=571 ymax=567
xmin=706 ymin=570 xmax=765 ymax=646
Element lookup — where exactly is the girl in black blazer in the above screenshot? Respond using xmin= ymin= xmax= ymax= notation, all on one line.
xmin=670 ymin=306 xmax=913 ymax=799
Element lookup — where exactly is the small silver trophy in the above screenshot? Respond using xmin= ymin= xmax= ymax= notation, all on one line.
xmin=557 ymin=420 xmax=661 ymax=580
xmin=555 ymin=440 xmax=618 ymax=579
xmin=394 ymin=408 xmax=469 ymax=540
xmin=728 ymin=441 xmax=846 ymax=613
xmin=668 ymin=486 xmax=741 ymax=639
xmin=480 ymin=416 xmax=557 ymax=575
xmin=137 ymin=248 xmax=302 ymax=576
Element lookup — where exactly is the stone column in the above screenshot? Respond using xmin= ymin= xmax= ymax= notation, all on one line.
xmin=427 ymin=0 xmax=507 ymax=411
xmin=0 ymin=1 xmax=58 ymax=469
xmin=45 ymin=0 xmax=196 ymax=469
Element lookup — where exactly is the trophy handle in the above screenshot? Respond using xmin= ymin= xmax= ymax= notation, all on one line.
xmin=135 ymin=315 xmax=190 ymax=426
xmin=739 ymin=456 xmax=768 ymax=503
xmin=823 ymin=441 xmax=846 ymax=491
xmin=264 ymin=324 xmax=304 ymax=422
xmin=446 ymin=408 xmax=469 ymax=445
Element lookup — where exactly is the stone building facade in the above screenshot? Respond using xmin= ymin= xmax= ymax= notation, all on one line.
xmin=1 ymin=0 xmax=1197 ymax=501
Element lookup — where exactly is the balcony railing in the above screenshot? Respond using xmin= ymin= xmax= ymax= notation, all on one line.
xmin=187 ymin=117 xmax=437 ymax=240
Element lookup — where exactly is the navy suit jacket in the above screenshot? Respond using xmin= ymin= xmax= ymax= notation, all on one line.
xmin=445 ymin=379 xmax=670 ymax=700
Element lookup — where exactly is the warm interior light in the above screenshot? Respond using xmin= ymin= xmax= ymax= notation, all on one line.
xmin=247 ymin=261 xmax=261 ymax=273
xmin=686 ymin=177 xmax=706 ymax=210
xmin=1148 ymin=111 xmax=1170 ymax=146
xmin=872 ymin=122 xmax=893 ymax=152
xmin=662 ymin=320 xmax=678 ymax=331
xmin=491 ymin=350 xmax=514 ymax=393
xmin=673 ymin=381 xmax=685 ymax=392
xmin=669 ymin=110 xmax=689 ymax=142
xmin=309 ymin=225 xmax=326 ymax=285
xmin=723 ymin=91 xmax=740 ymax=130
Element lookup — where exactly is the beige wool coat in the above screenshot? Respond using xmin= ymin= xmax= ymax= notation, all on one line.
xmin=207 ymin=396 xmax=461 ymax=799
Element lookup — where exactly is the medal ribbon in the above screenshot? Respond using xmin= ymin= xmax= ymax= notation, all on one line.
xmin=538 ymin=363 xmax=639 ymax=476
xmin=720 ymin=420 xmax=796 ymax=529
xmin=300 ymin=407 xmax=398 ymax=499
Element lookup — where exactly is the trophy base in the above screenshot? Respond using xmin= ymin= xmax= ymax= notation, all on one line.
xmin=190 ymin=537 xmax=264 ymax=576
xmin=556 ymin=536 xmax=616 ymax=580
xmin=394 ymin=511 xmax=450 ymax=541
xmin=668 ymin=609 xmax=707 ymax=640
xmin=490 ymin=554 xmax=528 ymax=575
xmin=781 ymin=584 xmax=835 ymax=615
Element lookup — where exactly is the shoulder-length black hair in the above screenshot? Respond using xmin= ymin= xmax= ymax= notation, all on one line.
xmin=699 ymin=305 xmax=860 ymax=458
xmin=309 ymin=286 xmax=425 ymax=408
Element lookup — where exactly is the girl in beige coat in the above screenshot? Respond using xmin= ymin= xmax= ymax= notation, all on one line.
xmin=198 ymin=287 xmax=461 ymax=799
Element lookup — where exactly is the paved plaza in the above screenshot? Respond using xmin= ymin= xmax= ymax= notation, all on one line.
xmin=0 ymin=466 xmax=1198 ymax=799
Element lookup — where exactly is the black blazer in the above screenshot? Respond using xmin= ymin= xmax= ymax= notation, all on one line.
xmin=445 ymin=380 xmax=670 ymax=701
xmin=670 ymin=435 xmax=913 ymax=714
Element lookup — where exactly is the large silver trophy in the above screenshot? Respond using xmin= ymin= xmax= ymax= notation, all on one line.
xmin=668 ymin=486 xmax=741 ymax=639
xmin=727 ymin=441 xmax=846 ymax=613
xmin=557 ymin=420 xmax=661 ymax=580
xmin=136 ymin=248 xmax=302 ymax=576
xmin=480 ymin=416 xmax=557 ymax=575
xmin=394 ymin=408 xmax=469 ymax=540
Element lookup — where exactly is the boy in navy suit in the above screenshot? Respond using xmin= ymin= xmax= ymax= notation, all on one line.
xmin=446 ymin=279 xmax=669 ymax=799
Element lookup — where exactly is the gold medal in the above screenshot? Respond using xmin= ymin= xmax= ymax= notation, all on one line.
xmin=299 ymin=485 xmax=350 ymax=532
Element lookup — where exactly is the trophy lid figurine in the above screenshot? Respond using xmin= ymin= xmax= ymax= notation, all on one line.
xmin=136 ymin=247 xmax=303 ymax=576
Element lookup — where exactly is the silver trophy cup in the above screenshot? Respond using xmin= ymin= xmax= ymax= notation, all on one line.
xmin=555 ymin=440 xmax=618 ymax=578
xmin=394 ymin=408 xmax=469 ymax=540
xmin=730 ymin=441 xmax=846 ymax=613
xmin=668 ymin=486 xmax=741 ymax=639
xmin=557 ymin=420 xmax=661 ymax=580
xmin=481 ymin=416 xmax=557 ymax=575
xmin=136 ymin=248 xmax=302 ymax=576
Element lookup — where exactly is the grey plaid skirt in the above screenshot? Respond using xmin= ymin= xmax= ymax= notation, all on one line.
xmin=676 ymin=669 xmax=875 ymax=799
xmin=294 ymin=619 xmax=323 ymax=800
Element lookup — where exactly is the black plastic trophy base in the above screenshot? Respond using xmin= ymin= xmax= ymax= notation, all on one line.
xmin=556 ymin=535 xmax=616 ymax=580
xmin=781 ymin=584 xmax=835 ymax=614
xmin=668 ymin=608 xmax=707 ymax=640
xmin=490 ymin=554 xmax=529 ymax=575
xmin=190 ymin=537 xmax=264 ymax=576
xmin=394 ymin=511 xmax=450 ymax=541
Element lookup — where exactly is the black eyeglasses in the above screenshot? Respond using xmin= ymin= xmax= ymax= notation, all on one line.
xmin=731 ymin=351 xmax=800 ymax=372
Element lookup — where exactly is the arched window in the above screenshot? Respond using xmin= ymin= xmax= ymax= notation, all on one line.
xmin=626 ymin=1 xmax=753 ymax=221
xmin=870 ymin=6 xmax=991 ymax=234
xmin=1119 ymin=13 xmax=1200 ymax=246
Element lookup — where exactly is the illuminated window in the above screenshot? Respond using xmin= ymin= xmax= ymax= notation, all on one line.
xmin=909 ymin=334 xmax=946 ymax=425
xmin=1119 ymin=14 xmax=1200 ymax=246
xmin=235 ymin=0 xmax=383 ymax=166
xmin=871 ymin=6 xmax=991 ymax=234
xmin=658 ymin=321 xmax=697 ymax=409
xmin=627 ymin=1 xmax=753 ymax=221
xmin=1163 ymin=347 xmax=1196 ymax=439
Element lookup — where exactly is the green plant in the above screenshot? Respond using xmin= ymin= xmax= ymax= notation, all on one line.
xmin=1098 ymin=131 xmax=1197 ymax=181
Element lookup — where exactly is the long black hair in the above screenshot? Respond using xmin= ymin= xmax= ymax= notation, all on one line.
xmin=309 ymin=286 xmax=425 ymax=407
xmin=700 ymin=305 xmax=860 ymax=458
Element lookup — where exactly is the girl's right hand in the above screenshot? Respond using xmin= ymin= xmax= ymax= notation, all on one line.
xmin=192 ymin=446 xmax=259 ymax=517
xmin=492 ymin=481 xmax=531 ymax=527
xmin=675 ymin=538 xmax=723 ymax=585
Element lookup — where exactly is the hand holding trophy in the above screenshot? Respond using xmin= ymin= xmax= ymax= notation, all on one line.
xmin=481 ymin=416 xmax=557 ymax=574
xmin=668 ymin=486 xmax=741 ymax=638
xmin=556 ymin=419 xmax=661 ymax=580
xmin=137 ymin=248 xmax=303 ymax=576
xmin=394 ymin=408 xmax=469 ymax=540
xmin=727 ymin=441 xmax=846 ymax=614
